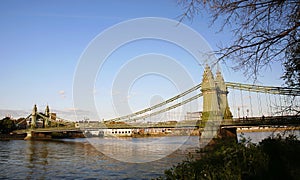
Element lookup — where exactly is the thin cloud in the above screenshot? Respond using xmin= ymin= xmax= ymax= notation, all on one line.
xmin=58 ymin=90 xmax=66 ymax=98
xmin=111 ymin=90 xmax=121 ymax=96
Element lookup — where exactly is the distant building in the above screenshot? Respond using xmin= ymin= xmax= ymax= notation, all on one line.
xmin=50 ymin=113 xmax=56 ymax=121
xmin=185 ymin=111 xmax=202 ymax=121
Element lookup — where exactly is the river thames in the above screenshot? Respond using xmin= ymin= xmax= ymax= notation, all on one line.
xmin=0 ymin=131 xmax=299 ymax=179
xmin=0 ymin=136 xmax=200 ymax=179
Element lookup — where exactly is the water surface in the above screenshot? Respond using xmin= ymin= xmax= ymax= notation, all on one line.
xmin=0 ymin=136 xmax=198 ymax=179
xmin=1 ymin=130 xmax=299 ymax=179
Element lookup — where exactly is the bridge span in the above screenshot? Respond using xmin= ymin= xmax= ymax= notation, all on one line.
xmin=19 ymin=114 xmax=300 ymax=140
xmin=20 ymin=65 xmax=299 ymax=141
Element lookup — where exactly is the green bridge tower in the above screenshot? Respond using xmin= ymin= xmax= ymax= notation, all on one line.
xmin=31 ymin=104 xmax=37 ymax=129
xmin=201 ymin=65 xmax=233 ymax=124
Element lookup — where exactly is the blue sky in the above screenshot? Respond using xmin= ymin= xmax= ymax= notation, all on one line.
xmin=0 ymin=0 xmax=285 ymax=120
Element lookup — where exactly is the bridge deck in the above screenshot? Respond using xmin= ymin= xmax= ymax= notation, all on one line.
xmin=14 ymin=115 xmax=300 ymax=133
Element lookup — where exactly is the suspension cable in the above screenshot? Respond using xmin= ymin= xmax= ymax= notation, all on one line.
xmin=107 ymin=83 xmax=201 ymax=122
xmin=231 ymin=88 xmax=237 ymax=118
xmin=226 ymin=82 xmax=300 ymax=96
xmin=105 ymin=81 xmax=299 ymax=122
xmin=128 ymin=93 xmax=203 ymax=122
xmin=268 ymin=93 xmax=272 ymax=116
xmin=273 ymin=94 xmax=279 ymax=116
xmin=240 ymin=89 xmax=245 ymax=118
xmin=257 ymin=92 xmax=263 ymax=116
xmin=279 ymin=94 xmax=283 ymax=116
xmin=268 ymin=93 xmax=273 ymax=116
xmin=248 ymin=90 xmax=253 ymax=117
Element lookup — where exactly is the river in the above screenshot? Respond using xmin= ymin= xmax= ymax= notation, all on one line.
xmin=0 ymin=131 xmax=299 ymax=179
xmin=0 ymin=136 xmax=199 ymax=179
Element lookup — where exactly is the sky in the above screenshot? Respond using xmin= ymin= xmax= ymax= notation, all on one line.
xmin=0 ymin=0 xmax=286 ymax=120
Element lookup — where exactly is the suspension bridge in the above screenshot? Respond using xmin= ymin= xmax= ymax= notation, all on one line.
xmin=21 ymin=65 xmax=300 ymax=140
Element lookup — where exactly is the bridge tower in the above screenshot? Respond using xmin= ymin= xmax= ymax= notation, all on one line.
xmin=31 ymin=104 xmax=37 ymax=128
xmin=215 ymin=70 xmax=233 ymax=121
xmin=201 ymin=65 xmax=232 ymax=123
xmin=45 ymin=105 xmax=50 ymax=117
xmin=44 ymin=105 xmax=50 ymax=128
xmin=201 ymin=65 xmax=219 ymax=123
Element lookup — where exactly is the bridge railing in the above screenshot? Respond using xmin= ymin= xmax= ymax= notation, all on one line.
xmin=222 ymin=115 xmax=300 ymax=126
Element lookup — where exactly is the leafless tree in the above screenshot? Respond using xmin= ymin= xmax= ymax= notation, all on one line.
xmin=178 ymin=0 xmax=300 ymax=85
xmin=282 ymin=41 xmax=300 ymax=88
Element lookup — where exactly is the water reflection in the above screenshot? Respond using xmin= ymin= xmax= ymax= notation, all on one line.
xmin=26 ymin=141 xmax=65 ymax=179
xmin=89 ymin=136 xmax=198 ymax=163
xmin=1 ymin=131 xmax=299 ymax=179
xmin=0 ymin=136 xmax=199 ymax=179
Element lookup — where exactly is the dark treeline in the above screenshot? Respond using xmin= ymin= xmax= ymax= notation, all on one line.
xmin=0 ymin=117 xmax=26 ymax=134
xmin=158 ymin=135 xmax=300 ymax=179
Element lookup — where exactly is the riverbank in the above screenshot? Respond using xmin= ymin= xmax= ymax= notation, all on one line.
xmin=0 ymin=133 xmax=27 ymax=140
xmin=2 ymin=126 xmax=298 ymax=140
xmin=0 ymin=131 xmax=85 ymax=141
xmin=160 ymin=134 xmax=300 ymax=179
xmin=237 ymin=126 xmax=300 ymax=133
xmin=0 ymin=132 xmax=200 ymax=140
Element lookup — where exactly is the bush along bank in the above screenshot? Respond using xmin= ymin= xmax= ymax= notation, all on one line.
xmin=158 ymin=135 xmax=300 ymax=180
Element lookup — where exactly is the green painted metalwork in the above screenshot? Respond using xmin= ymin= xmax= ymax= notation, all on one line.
xmin=225 ymin=82 xmax=300 ymax=96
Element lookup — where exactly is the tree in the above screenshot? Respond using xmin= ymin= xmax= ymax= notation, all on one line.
xmin=159 ymin=136 xmax=300 ymax=179
xmin=259 ymin=135 xmax=300 ymax=179
xmin=179 ymin=0 xmax=300 ymax=86
xmin=160 ymin=138 xmax=268 ymax=179
xmin=282 ymin=41 xmax=300 ymax=88
xmin=0 ymin=117 xmax=17 ymax=133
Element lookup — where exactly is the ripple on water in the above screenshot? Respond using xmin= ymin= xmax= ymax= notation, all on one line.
xmin=0 ymin=136 xmax=200 ymax=179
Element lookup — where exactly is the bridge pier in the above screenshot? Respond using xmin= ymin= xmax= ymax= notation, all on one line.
xmin=24 ymin=131 xmax=33 ymax=140
xmin=199 ymin=126 xmax=237 ymax=148
xmin=218 ymin=127 xmax=237 ymax=142
xmin=24 ymin=131 xmax=52 ymax=140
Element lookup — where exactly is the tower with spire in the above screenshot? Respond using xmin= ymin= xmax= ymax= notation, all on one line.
xmin=201 ymin=65 xmax=232 ymax=123
xmin=44 ymin=105 xmax=50 ymax=128
xmin=31 ymin=104 xmax=37 ymax=128
xmin=45 ymin=105 xmax=50 ymax=117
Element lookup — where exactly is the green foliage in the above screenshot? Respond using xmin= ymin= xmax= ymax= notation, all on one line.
xmin=160 ymin=135 xmax=300 ymax=180
xmin=259 ymin=135 xmax=300 ymax=179
xmin=0 ymin=117 xmax=17 ymax=134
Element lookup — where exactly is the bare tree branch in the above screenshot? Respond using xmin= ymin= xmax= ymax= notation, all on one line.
xmin=178 ymin=0 xmax=300 ymax=84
